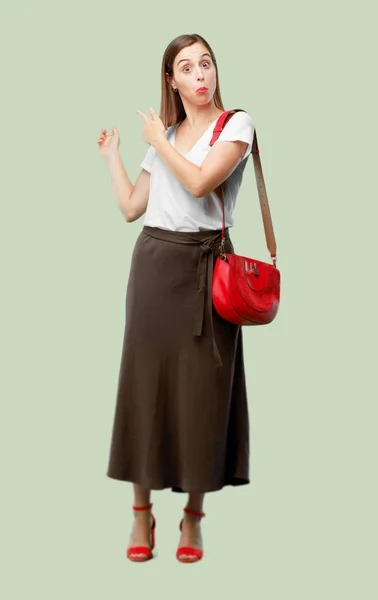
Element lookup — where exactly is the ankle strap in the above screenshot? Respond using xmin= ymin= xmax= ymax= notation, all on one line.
xmin=133 ymin=503 xmax=153 ymax=511
xmin=184 ymin=507 xmax=206 ymax=518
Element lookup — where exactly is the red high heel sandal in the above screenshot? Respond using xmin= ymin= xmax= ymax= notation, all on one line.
xmin=126 ymin=503 xmax=156 ymax=562
xmin=176 ymin=507 xmax=206 ymax=563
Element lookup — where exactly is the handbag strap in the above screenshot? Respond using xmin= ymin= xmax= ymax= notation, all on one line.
xmin=209 ymin=109 xmax=277 ymax=266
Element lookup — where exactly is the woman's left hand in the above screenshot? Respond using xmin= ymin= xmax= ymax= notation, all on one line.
xmin=136 ymin=107 xmax=165 ymax=146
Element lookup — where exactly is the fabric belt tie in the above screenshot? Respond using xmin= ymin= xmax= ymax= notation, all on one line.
xmin=192 ymin=237 xmax=223 ymax=368
xmin=142 ymin=226 xmax=229 ymax=369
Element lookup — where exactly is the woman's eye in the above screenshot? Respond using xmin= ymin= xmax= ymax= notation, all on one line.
xmin=183 ymin=61 xmax=210 ymax=72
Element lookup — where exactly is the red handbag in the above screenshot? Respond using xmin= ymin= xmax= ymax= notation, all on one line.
xmin=210 ymin=109 xmax=280 ymax=326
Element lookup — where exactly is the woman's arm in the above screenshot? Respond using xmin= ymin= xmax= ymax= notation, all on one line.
xmin=105 ymin=152 xmax=150 ymax=221
xmin=152 ymin=135 xmax=247 ymax=198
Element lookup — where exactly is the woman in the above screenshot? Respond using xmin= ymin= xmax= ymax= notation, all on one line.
xmin=97 ymin=33 xmax=254 ymax=563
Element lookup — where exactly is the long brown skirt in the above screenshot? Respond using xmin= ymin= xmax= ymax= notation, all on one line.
xmin=106 ymin=225 xmax=250 ymax=493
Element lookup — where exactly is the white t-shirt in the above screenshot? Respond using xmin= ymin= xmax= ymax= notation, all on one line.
xmin=140 ymin=110 xmax=254 ymax=232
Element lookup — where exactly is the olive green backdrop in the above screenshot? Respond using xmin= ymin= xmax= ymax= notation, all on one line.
xmin=1 ymin=0 xmax=377 ymax=598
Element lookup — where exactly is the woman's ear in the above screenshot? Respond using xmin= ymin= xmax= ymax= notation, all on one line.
xmin=165 ymin=72 xmax=175 ymax=90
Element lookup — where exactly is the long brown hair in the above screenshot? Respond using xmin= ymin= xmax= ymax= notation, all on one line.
xmin=160 ymin=34 xmax=225 ymax=128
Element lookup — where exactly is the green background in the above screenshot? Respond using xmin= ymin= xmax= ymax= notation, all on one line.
xmin=1 ymin=0 xmax=377 ymax=597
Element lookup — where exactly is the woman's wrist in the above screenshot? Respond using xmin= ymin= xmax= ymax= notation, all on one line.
xmin=104 ymin=150 xmax=120 ymax=165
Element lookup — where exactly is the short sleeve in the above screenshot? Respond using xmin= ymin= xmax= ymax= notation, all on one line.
xmin=140 ymin=126 xmax=174 ymax=173
xmin=213 ymin=111 xmax=254 ymax=160
xmin=140 ymin=143 xmax=157 ymax=174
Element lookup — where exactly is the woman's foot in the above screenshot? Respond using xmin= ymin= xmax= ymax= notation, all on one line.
xmin=177 ymin=511 xmax=204 ymax=562
xmin=127 ymin=506 xmax=154 ymax=560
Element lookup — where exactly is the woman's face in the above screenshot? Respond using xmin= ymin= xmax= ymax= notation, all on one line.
xmin=168 ymin=42 xmax=217 ymax=105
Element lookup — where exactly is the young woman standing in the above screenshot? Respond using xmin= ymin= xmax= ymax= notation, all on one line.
xmin=98 ymin=33 xmax=254 ymax=563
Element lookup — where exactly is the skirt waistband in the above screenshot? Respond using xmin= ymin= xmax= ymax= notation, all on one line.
xmin=142 ymin=225 xmax=230 ymax=243
xmin=142 ymin=226 xmax=232 ymax=368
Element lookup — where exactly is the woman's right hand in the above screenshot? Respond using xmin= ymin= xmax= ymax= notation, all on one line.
xmin=97 ymin=127 xmax=120 ymax=159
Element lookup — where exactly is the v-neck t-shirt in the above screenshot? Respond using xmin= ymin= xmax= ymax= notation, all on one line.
xmin=140 ymin=110 xmax=254 ymax=232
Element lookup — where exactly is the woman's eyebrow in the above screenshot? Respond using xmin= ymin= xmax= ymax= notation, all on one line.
xmin=177 ymin=52 xmax=211 ymax=65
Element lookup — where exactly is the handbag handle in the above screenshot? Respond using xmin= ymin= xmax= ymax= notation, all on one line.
xmin=209 ymin=109 xmax=277 ymax=266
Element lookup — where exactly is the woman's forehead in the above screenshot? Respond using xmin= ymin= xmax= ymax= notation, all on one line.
xmin=174 ymin=44 xmax=210 ymax=65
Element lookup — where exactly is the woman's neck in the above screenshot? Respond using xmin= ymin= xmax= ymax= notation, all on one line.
xmin=180 ymin=108 xmax=223 ymax=130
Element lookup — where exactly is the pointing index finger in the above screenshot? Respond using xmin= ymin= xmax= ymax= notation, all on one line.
xmin=136 ymin=110 xmax=148 ymax=122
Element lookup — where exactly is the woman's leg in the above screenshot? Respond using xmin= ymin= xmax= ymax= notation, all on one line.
xmin=186 ymin=492 xmax=205 ymax=513
xmin=133 ymin=482 xmax=151 ymax=508
xmin=178 ymin=493 xmax=205 ymax=560
xmin=128 ymin=483 xmax=154 ymax=558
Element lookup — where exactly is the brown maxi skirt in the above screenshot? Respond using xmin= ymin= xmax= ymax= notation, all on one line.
xmin=106 ymin=225 xmax=250 ymax=493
